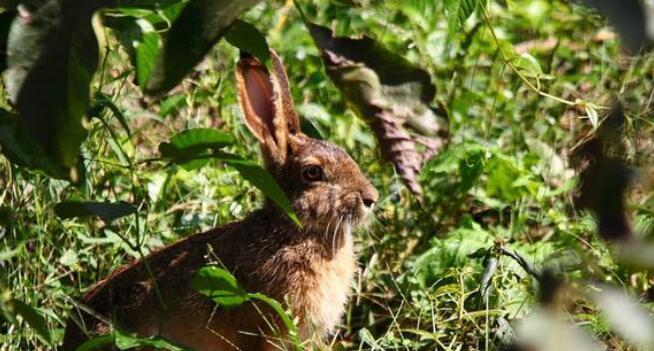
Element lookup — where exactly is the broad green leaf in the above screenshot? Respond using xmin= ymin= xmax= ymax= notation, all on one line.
xmin=104 ymin=16 xmax=161 ymax=88
xmin=74 ymin=334 xmax=115 ymax=351
xmin=443 ymin=0 xmax=479 ymax=35
xmin=135 ymin=27 xmax=161 ymax=87
xmin=225 ymin=19 xmax=270 ymax=64
xmin=159 ymin=130 xmax=299 ymax=225
xmin=159 ymin=128 xmax=235 ymax=165
xmin=485 ymin=154 xmax=533 ymax=202
xmin=191 ymin=266 xmax=250 ymax=309
xmin=226 ymin=159 xmax=300 ymax=226
xmin=54 ymin=201 xmax=137 ymax=224
xmin=308 ymin=23 xmax=448 ymax=198
xmin=5 ymin=1 xmax=99 ymax=175
xmin=114 ymin=330 xmax=188 ymax=350
xmin=13 ymin=299 xmax=51 ymax=346
xmin=413 ymin=216 xmax=492 ymax=287
xmin=144 ymin=0 xmax=261 ymax=94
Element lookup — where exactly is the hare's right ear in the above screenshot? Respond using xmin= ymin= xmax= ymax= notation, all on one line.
xmin=235 ymin=51 xmax=300 ymax=167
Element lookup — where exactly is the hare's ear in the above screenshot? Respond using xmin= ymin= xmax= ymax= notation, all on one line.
xmin=235 ymin=50 xmax=300 ymax=166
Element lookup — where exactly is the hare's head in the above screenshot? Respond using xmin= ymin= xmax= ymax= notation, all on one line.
xmin=235 ymin=51 xmax=377 ymax=235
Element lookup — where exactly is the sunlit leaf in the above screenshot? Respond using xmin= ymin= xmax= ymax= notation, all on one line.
xmin=226 ymin=159 xmax=300 ymax=226
xmin=191 ymin=266 xmax=249 ymax=309
xmin=114 ymin=329 xmax=188 ymax=350
xmin=443 ymin=0 xmax=479 ymax=35
xmin=73 ymin=334 xmax=114 ymax=351
xmin=159 ymin=128 xmax=235 ymax=161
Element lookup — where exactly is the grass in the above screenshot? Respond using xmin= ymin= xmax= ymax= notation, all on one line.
xmin=1 ymin=0 xmax=654 ymax=350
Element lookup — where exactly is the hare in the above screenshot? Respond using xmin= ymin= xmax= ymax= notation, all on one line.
xmin=62 ymin=50 xmax=378 ymax=351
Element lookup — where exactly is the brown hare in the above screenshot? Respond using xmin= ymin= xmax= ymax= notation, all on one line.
xmin=62 ymin=50 xmax=378 ymax=351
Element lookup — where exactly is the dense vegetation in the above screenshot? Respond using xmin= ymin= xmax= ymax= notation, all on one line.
xmin=1 ymin=0 xmax=654 ymax=350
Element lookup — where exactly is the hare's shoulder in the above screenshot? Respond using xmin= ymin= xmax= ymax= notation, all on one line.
xmin=81 ymin=221 xmax=245 ymax=306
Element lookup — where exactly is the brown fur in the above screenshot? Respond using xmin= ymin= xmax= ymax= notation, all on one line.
xmin=62 ymin=51 xmax=378 ymax=351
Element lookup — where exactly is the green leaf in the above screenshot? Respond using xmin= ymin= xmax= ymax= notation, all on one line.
xmin=159 ymin=128 xmax=235 ymax=165
xmin=485 ymin=154 xmax=531 ymax=202
xmin=144 ymin=0 xmax=262 ymax=95
xmin=443 ymin=0 xmax=479 ymax=34
xmin=92 ymin=92 xmax=132 ymax=139
xmin=5 ymin=1 xmax=100 ymax=174
xmin=413 ymin=217 xmax=493 ymax=287
xmin=114 ymin=330 xmax=188 ymax=350
xmin=249 ymin=293 xmax=300 ymax=345
xmin=225 ymin=19 xmax=270 ymax=64
xmin=159 ymin=129 xmax=299 ymax=225
xmin=135 ymin=28 xmax=161 ymax=87
xmin=54 ymin=201 xmax=137 ymax=224
xmin=159 ymin=94 xmax=186 ymax=118
xmin=104 ymin=16 xmax=161 ymax=88
xmin=74 ymin=334 xmax=115 ymax=351
xmin=226 ymin=159 xmax=301 ymax=226
xmin=512 ymin=53 xmax=544 ymax=78
xmin=13 ymin=299 xmax=51 ymax=346
xmin=191 ymin=266 xmax=250 ymax=309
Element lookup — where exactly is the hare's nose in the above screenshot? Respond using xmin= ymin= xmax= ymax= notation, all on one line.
xmin=360 ymin=187 xmax=378 ymax=209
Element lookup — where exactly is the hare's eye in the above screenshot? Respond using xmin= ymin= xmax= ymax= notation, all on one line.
xmin=302 ymin=165 xmax=323 ymax=182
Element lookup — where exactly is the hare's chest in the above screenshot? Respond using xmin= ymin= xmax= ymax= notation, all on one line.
xmin=292 ymin=246 xmax=356 ymax=337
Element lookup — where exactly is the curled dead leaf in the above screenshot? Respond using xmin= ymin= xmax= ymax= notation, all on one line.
xmin=308 ymin=23 xmax=448 ymax=198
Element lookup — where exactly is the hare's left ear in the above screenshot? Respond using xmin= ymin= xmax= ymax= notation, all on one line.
xmin=235 ymin=50 xmax=300 ymax=167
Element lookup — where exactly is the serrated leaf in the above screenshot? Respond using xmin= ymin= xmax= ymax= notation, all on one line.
xmin=443 ymin=0 xmax=479 ymax=35
xmin=5 ymin=1 xmax=99 ymax=174
xmin=144 ymin=0 xmax=261 ymax=94
xmin=308 ymin=23 xmax=448 ymax=198
xmin=225 ymin=19 xmax=269 ymax=64
xmin=54 ymin=201 xmax=137 ymax=224
xmin=191 ymin=266 xmax=249 ymax=309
